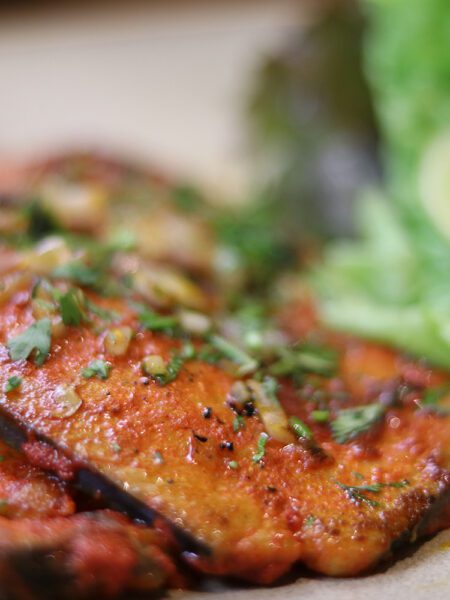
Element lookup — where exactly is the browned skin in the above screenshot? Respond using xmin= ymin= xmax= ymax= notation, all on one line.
xmin=1 ymin=281 xmax=450 ymax=584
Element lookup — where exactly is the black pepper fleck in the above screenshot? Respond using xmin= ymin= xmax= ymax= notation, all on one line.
xmin=220 ymin=441 xmax=234 ymax=451
xmin=243 ymin=401 xmax=255 ymax=417
xmin=193 ymin=432 xmax=208 ymax=443
xmin=203 ymin=407 xmax=213 ymax=419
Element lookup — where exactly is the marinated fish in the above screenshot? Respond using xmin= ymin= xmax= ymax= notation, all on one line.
xmin=1 ymin=270 xmax=449 ymax=583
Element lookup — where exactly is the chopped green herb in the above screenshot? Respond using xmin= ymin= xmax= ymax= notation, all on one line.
xmin=53 ymin=261 xmax=100 ymax=287
xmin=233 ymin=414 xmax=245 ymax=432
xmin=270 ymin=343 xmax=338 ymax=378
xmin=228 ymin=460 xmax=239 ymax=470
xmin=4 ymin=376 xmax=22 ymax=393
xmin=304 ymin=515 xmax=317 ymax=528
xmin=24 ymin=200 xmax=61 ymax=240
xmin=82 ymin=359 xmax=111 ymax=380
xmin=152 ymin=344 xmax=194 ymax=386
xmin=335 ymin=480 xmax=380 ymax=507
xmin=86 ymin=299 xmax=120 ymax=323
xmin=420 ymin=386 xmax=450 ymax=415
xmin=422 ymin=387 xmax=449 ymax=406
xmin=335 ymin=479 xmax=409 ymax=508
xmin=311 ymin=409 xmax=330 ymax=423
xmin=208 ymin=334 xmax=258 ymax=376
xmin=59 ymin=288 xmax=87 ymax=326
xmin=136 ymin=304 xmax=180 ymax=335
xmin=252 ymin=432 xmax=269 ymax=463
xmin=196 ymin=345 xmax=222 ymax=364
xmin=331 ymin=403 xmax=385 ymax=444
xmin=289 ymin=416 xmax=313 ymax=440
xmin=112 ymin=443 xmax=121 ymax=453
xmin=352 ymin=471 xmax=364 ymax=480
xmin=7 ymin=318 xmax=52 ymax=366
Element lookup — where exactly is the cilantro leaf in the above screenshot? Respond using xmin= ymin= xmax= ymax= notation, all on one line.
xmin=335 ymin=479 xmax=409 ymax=508
xmin=7 ymin=319 xmax=52 ymax=366
xmin=4 ymin=376 xmax=22 ymax=393
xmin=59 ymin=288 xmax=87 ymax=326
xmin=53 ymin=261 xmax=100 ymax=287
xmin=331 ymin=403 xmax=385 ymax=444
xmin=82 ymin=359 xmax=111 ymax=380
xmin=208 ymin=334 xmax=258 ymax=376
xmin=152 ymin=344 xmax=195 ymax=386
xmin=86 ymin=299 xmax=120 ymax=323
xmin=136 ymin=304 xmax=180 ymax=335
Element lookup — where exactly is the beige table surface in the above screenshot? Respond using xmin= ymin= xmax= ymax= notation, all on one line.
xmin=0 ymin=0 xmax=300 ymax=197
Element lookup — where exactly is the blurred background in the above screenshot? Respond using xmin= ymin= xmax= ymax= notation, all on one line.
xmin=1 ymin=0 xmax=449 ymax=366
xmin=0 ymin=0 xmax=378 ymax=225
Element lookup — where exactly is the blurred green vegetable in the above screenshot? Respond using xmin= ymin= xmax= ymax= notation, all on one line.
xmin=316 ymin=0 xmax=450 ymax=369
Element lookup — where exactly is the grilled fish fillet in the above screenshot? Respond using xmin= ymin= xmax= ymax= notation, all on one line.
xmin=1 ymin=278 xmax=450 ymax=584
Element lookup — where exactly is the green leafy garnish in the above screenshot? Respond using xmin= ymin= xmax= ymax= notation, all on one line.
xmin=252 ymin=432 xmax=269 ymax=463
xmin=53 ymin=261 xmax=100 ymax=287
xmin=233 ymin=414 xmax=245 ymax=432
xmin=152 ymin=344 xmax=195 ymax=386
xmin=59 ymin=288 xmax=87 ymax=326
xmin=315 ymin=0 xmax=450 ymax=371
xmin=335 ymin=479 xmax=409 ymax=508
xmin=82 ymin=359 xmax=111 ymax=380
xmin=137 ymin=305 xmax=180 ymax=335
xmin=270 ymin=343 xmax=337 ymax=379
xmin=7 ymin=319 xmax=52 ymax=366
xmin=311 ymin=409 xmax=330 ymax=423
xmin=24 ymin=200 xmax=62 ymax=240
xmin=228 ymin=460 xmax=239 ymax=470
xmin=4 ymin=376 xmax=22 ymax=393
xmin=335 ymin=480 xmax=380 ymax=508
xmin=86 ymin=300 xmax=120 ymax=323
xmin=208 ymin=334 xmax=258 ymax=376
xmin=331 ymin=403 xmax=385 ymax=444
xmin=304 ymin=515 xmax=317 ymax=528
xmin=289 ymin=416 xmax=312 ymax=440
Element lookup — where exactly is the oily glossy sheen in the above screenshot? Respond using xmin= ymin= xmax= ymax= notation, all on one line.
xmin=1 ymin=284 xmax=450 ymax=583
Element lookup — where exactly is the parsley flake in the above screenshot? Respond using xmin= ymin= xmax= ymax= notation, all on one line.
xmin=233 ymin=414 xmax=245 ymax=432
xmin=53 ymin=261 xmax=100 ymax=287
xmin=152 ymin=344 xmax=194 ymax=386
xmin=335 ymin=479 xmax=408 ymax=508
xmin=331 ymin=403 xmax=385 ymax=444
xmin=7 ymin=318 xmax=52 ymax=366
xmin=136 ymin=304 xmax=180 ymax=335
xmin=208 ymin=334 xmax=258 ymax=376
xmin=4 ymin=376 xmax=22 ymax=393
xmin=59 ymin=288 xmax=87 ymax=326
xmin=252 ymin=432 xmax=269 ymax=463
xmin=82 ymin=359 xmax=111 ymax=380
